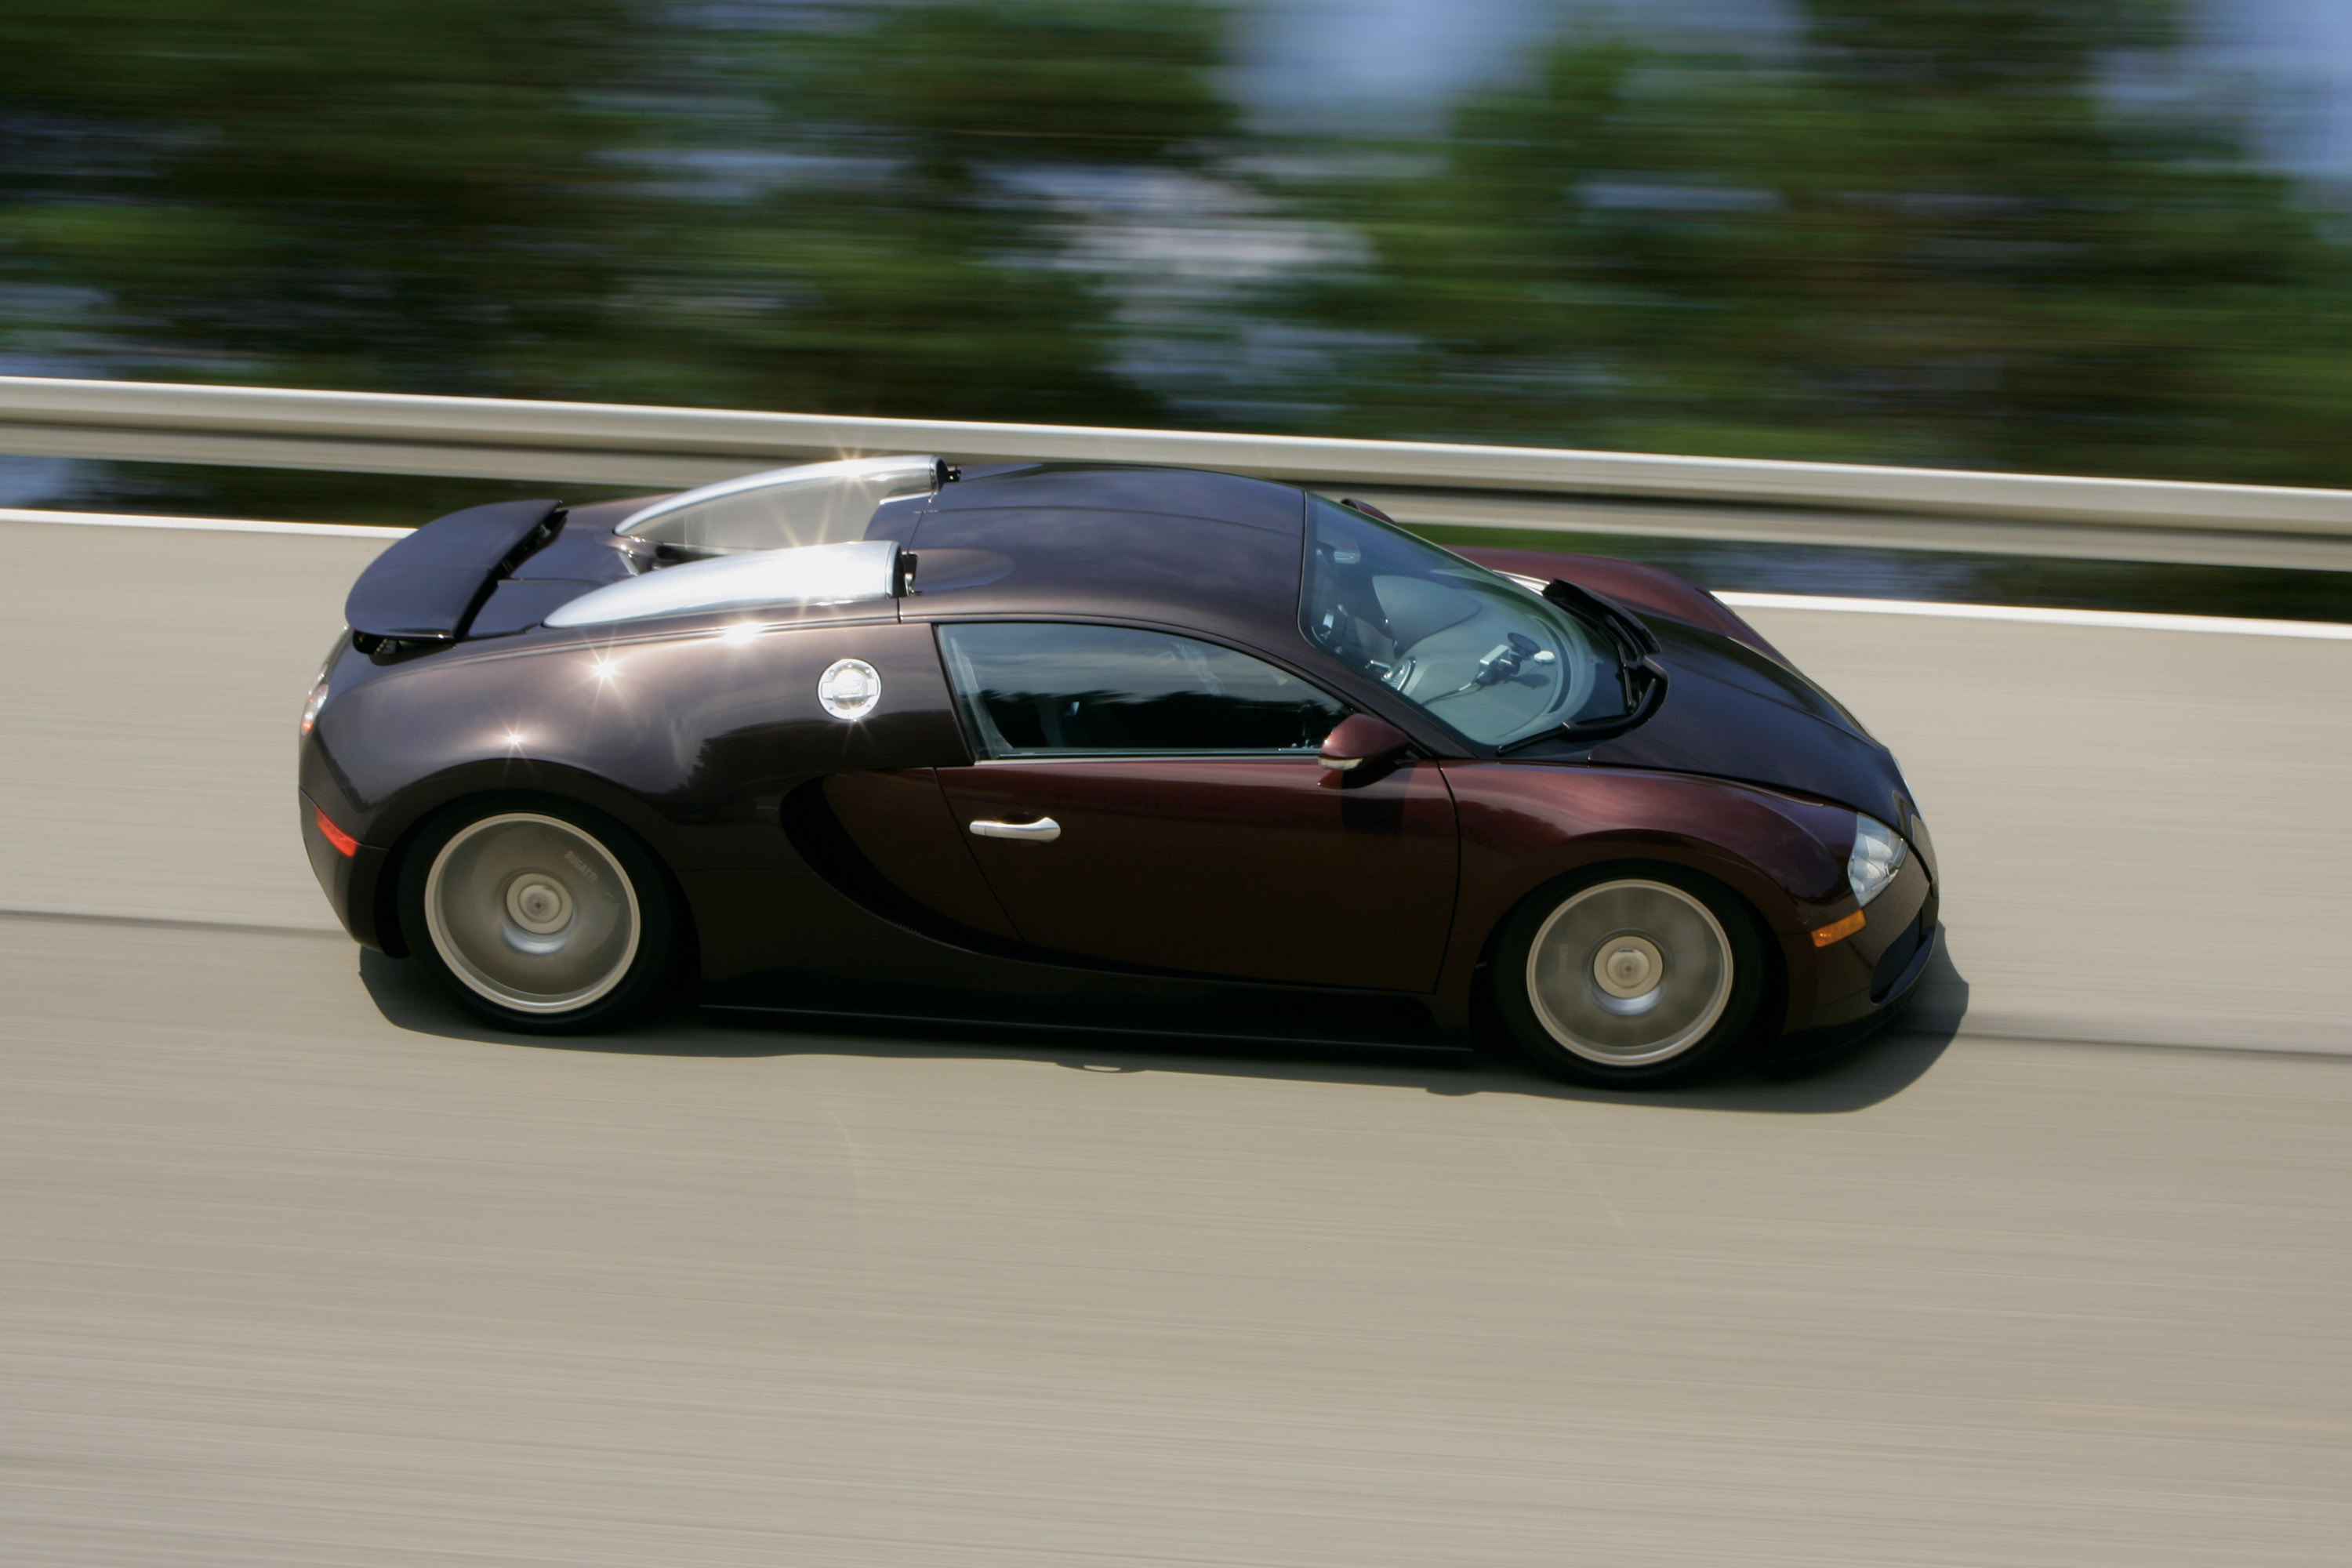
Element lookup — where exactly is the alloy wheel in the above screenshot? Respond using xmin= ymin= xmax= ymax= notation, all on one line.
xmin=422 ymin=812 xmax=642 ymax=1014
xmin=1524 ymin=878 xmax=1734 ymax=1066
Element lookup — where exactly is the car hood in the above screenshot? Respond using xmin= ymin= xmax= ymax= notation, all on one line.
xmin=1584 ymin=616 xmax=1917 ymax=833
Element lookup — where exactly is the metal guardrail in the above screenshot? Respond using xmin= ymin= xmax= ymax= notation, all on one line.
xmin=5 ymin=374 xmax=2351 ymax=571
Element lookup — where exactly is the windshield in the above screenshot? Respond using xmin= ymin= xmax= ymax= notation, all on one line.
xmin=1298 ymin=497 xmax=1631 ymax=749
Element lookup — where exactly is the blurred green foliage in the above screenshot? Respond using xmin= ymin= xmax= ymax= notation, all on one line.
xmin=621 ymin=1 xmax=1233 ymax=423
xmin=0 ymin=0 xmax=651 ymax=393
xmin=1287 ymin=0 xmax=2352 ymax=485
xmin=5 ymin=0 xmax=2352 ymax=496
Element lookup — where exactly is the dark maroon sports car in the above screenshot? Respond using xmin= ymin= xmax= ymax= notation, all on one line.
xmin=298 ymin=458 xmax=1937 ymax=1086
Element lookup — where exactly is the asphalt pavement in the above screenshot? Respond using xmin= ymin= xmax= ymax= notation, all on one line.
xmin=2 ymin=514 xmax=2347 ymax=1564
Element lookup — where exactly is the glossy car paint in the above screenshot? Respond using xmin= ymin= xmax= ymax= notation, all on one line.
xmin=300 ymin=465 xmax=1936 ymax=1058
xmin=933 ymin=757 xmax=1457 ymax=992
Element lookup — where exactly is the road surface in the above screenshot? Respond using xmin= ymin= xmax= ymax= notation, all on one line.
xmin=2 ymin=515 xmax=2347 ymax=1564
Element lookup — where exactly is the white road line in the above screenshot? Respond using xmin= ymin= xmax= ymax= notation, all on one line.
xmin=1715 ymin=590 xmax=2352 ymax=641
xmin=0 ymin=506 xmax=408 ymax=539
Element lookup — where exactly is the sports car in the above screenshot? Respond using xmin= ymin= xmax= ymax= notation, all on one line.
xmin=298 ymin=457 xmax=1938 ymax=1086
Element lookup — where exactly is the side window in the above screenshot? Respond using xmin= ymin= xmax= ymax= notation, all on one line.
xmin=940 ymin=622 xmax=1347 ymax=758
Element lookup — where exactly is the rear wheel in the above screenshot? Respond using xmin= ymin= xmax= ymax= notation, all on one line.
xmin=1491 ymin=866 xmax=1766 ymax=1087
xmin=398 ymin=799 xmax=678 ymax=1033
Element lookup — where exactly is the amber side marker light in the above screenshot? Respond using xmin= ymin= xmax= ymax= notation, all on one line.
xmin=314 ymin=806 xmax=359 ymax=858
xmin=1812 ymin=909 xmax=1867 ymax=948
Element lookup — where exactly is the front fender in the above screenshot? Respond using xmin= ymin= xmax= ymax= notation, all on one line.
xmin=1436 ymin=760 xmax=1861 ymax=1022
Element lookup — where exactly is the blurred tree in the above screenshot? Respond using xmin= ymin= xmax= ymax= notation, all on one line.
xmin=0 ymin=0 xmax=1240 ymax=512
xmin=0 ymin=0 xmax=1233 ymax=419
xmin=0 ymin=0 xmax=655 ymax=396
xmin=8 ymin=0 xmax=2352 ymax=500
xmin=633 ymin=0 xmax=1236 ymax=423
xmin=1276 ymin=0 xmax=2352 ymax=485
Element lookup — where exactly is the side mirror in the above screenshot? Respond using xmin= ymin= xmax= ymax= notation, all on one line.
xmin=1317 ymin=713 xmax=1411 ymax=774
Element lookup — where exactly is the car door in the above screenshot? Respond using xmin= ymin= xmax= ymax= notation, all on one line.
xmin=931 ymin=621 xmax=1458 ymax=992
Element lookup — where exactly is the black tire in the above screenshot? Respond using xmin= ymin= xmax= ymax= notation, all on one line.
xmin=396 ymin=795 xmax=683 ymax=1034
xmin=1490 ymin=862 xmax=1768 ymax=1087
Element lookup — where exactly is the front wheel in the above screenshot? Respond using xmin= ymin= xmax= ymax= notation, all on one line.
xmin=398 ymin=799 xmax=681 ymax=1033
xmin=1491 ymin=867 xmax=1766 ymax=1087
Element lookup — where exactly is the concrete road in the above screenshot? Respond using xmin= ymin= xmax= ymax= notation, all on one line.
xmin=2 ymin=514 xmax=2349 ymax=1564
xmin=2 ymin=914 xmax=2347 ymax=1566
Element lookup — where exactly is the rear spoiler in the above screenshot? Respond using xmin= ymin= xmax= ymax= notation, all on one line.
xmin=344 ymin=499 xmax=564 ymax=645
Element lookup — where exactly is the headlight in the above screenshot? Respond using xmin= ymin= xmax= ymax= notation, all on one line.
xmin=1848 ymin=814 xmax=1907 ymax=906
xmin=299 ymin=675 xmax=330 ymax=735
xmin=299 ymin=634 xmax=343 ymax=735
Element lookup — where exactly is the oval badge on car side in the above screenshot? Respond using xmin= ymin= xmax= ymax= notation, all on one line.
xmin=817 ymin=658 xmax=882 ymax=720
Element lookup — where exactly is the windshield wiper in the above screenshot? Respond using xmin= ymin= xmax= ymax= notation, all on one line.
xmin=1497 ymin=660 xmax=1668 ymax=753
xmin=1491 ymin=579 xmax=1668 ymax=753
xmin=1541 ymin=578 xmax=1657 ymax=666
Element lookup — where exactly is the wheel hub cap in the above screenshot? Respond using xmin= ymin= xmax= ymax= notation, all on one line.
xmin=1594 ymin=935 xmax=1664 ymax=997
xmin=505 ymin=874 xmax=574 ymax=935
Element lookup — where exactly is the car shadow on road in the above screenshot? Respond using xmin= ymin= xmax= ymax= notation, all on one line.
xmin=358 ymin=934 xmax=1969 ymax=1115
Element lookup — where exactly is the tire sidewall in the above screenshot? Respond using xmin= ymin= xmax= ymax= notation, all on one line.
xmin=1490 ymin=861 xmax=1769 ymax=1087
xmin=397 ymin=793 xmax=681 ymax=1034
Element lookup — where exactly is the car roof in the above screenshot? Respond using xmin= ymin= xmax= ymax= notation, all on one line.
xmin=903 ymin=463 xmax=1311 ymax=654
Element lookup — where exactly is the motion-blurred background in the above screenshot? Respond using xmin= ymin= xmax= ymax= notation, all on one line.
xmin=5 ymin=2 xmax=2351 ymax=545
xmin=4 ymin=18 xmax=2350 ymax=1559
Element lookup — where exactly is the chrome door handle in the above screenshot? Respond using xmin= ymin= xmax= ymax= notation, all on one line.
xmin=969 ymin=816 xmax=1061 ymax=843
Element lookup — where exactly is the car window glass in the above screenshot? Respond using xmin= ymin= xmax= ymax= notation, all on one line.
xmin=939 ymin=622 xmax=1347 ymax=757
xmin=1300 ymin=495 xmax=1624 ymax=748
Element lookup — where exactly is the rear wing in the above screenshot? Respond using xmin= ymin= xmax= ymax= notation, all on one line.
xmin=343 ymin=499 xmax=564 ymax=645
